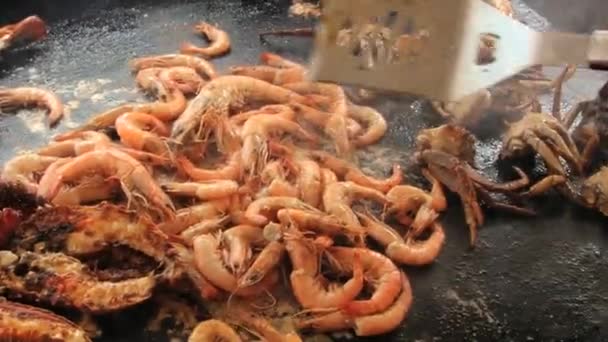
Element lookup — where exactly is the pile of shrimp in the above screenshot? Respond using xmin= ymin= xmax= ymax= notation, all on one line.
xmin=0 ymin=20 xmax=448 ymax=341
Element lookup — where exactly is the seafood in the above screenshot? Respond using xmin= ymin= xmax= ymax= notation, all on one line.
xmin=177 ymin=153 xmax=242 ymax=181
xmin=159 ymin=66 xmax=205 ymax=95
xmin=171 ymin=75 xmax=311 ymax=152
xmin=39 ymin=149 xmax=176 ymax=220
xmin=169 ymin=242 xmax=221 ymax=300
xmin=0 ymin=300 xmax=90 ymax=342
xmin=192 ymin=233 xmax=278 ymax=296
xmin=0 ymin=251 xmax=156 ymax=313
xmin=130 ymin=53 xmax=218 ymax=80
xmin=310 ymin=150 xmax=402 ymax=193
xmin=230 ymin=65 xmax=305 ymax=85
xmin=221 ymin=224 xmax=266 ymax=276
xmin=0 ymin=15 xmax=47 ymax=51
xmin=231 ymin=308 xmax=302 ymax=342
xmin=294 ymin=158 xmax=322 ymax=207
xmin=296 ymin=272 xmax=412 ymax=336
xmin=115 ymin=111 xmax=172 ymax=157
xmin=322 ymin=181 xmax=389 ymax=228
xmin=239 ymin=240 xmax=285 ymax=287
xmin=244 ymin=196 xmax=321 ymax=226
xmin=347 ymin=103 xmax=388 ymax=147
xmin=359 ymin=213 xmax=445 ymax=266
xmin=156 ymin=200 xmax=230 ymax=235
xmin=188 ymin=319 xmax=241 ymax=342
xmin=0 ymin=87 xmax=64 ymax=127
xmin=162 ymin=180 xmax=240 ymax=200
xmin=52 ymin=175 xmax=120 ymax=206
xmin=241 ymin=114 xmax=318 ymax=175
xmin=1 ymin=153 xmax=61 ymax=194
xmin=277 ymin=208 xmax=365 ymax=240
xmin=230 ymin=104 xmax=296 ymax=125
xmin=290 ymin=103 xmax=364 ymax=139
xmin=573 ymin=167 xmax=608 ymax=216
xmin=181 ymin=22 xmax=231 ymax=58
xmin=385 ymin=180 xmax=446 ymax=234
xmin=38 ymin=131 xmax=111 ymax=157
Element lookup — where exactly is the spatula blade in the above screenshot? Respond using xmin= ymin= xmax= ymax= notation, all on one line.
xmin=308 ymin=0 xmax=540 ymax=101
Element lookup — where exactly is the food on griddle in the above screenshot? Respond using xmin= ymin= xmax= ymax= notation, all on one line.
xmin=0 ymin=15 xmax=47 ymax=52
xmin=0 ymin=87 xmax=64 ymax=127
xmin=180 ymin=22 xmax=232 ymax=58
xmin=187 ymin=319 xmax=242 ymax=342
xmin=288 ymin=0 xmax=321 ymax=19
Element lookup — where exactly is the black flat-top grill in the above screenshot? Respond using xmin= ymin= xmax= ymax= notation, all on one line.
xmin=0 ymin=0 xmax=606 ymax=341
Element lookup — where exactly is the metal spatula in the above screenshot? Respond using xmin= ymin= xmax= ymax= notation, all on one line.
xmin=308 ymin=0 xmax=608 ymax=102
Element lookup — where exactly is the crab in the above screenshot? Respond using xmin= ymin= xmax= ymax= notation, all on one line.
xmin=0 ymin=15 xmax=47 ymax=52
xmin=578 ymin=167 xmax=608 ymax=215
xmin=562 ymin=79 xmax=608 ymax=171
xmin=500 ymin=66 xmax=583 ymax=177
xmin=414 ymin=124 xmax=562 ymax=246
xmin=431 ymin=66 xmax=576 ymax=128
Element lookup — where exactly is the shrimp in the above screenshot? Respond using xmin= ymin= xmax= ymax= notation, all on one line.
xmin=177 ymin=153 xmax=242 ymax=182
xmin=188 ymin=319 xmax=241 ymax=342
xmin=231 ymin=308 xmax=302 ymax=342
xmin=277 ymin=208 xmax=365 ymax=240
xmin=159 ymin=66 xmax=205 ymax=95
xmin=1 ymin=153 xmax=61 ymax=193
xmin=244 ymin=196 xmax=322 ymax=226
xmin=230 ymin=104 xmax=295 ymax=126
xmin=180 ymin=22 xmax=231 ymax=58
xmin=130 ymin=53 xmax=218 ymax=80
xmin=320 ymin=167 xmax=338 ymax=188
xmin=52 ymin=175 xmax=120 ymax=206
xmin=241 ymin=114 xmax=318 ymax=176
xmin=156 ymin=200 xmax=230 ymax=234
xmin=264 ymin=179 xmax=298 ymax=198
xmin=239 ymin=240 xmax=285 ymax=288
xmin=180 ymin=216 xmax=228 ymax=242
xmin=329 ymin=246 xmax=402 ymax=316
xmin=296 ymin=272 xmax=412 ymax=336
xmin=322 ymin=181 xmax=389 ymax=228
xmin=347 ymin=104 xmax=388 ymax=147
xmin=0 ymin=87 xmax=63 ymax=127
xmin=192 ymin=234 xmax=278 ymax=296
xmin=39 ymin=131 xmax=111 ymax=157
xmin=166 ymin=241 xmax=222 ymax=300
xmin=290 ymin=250 xmax=364 ymax=309
xmin=385 ymin=182 xmax=446 ymax=235
xmin=259 ymin=52 xmax=303 ymax=69
xmin=358 ymin=213 xmax=445 ymax=266
xmin=221 ymin=225 xmax=266 ymax=276
xmin=171 ymin=76 xmax=311 ymax=152
xmin=162 ymin=180 xmax=240 ymax=200
xmin=115 ymin=112 xmax=171 ymax=157
xmin=294 ymin=158 xmax=322 ymax=207
xmin=291 ymin=103 xmax=363 ymax=138
xmin=0 ymin=15 xmax=47 ymax=51
xmin=230 ymin=65 xmax=305 ymax=85
xmin=43 ymin=149 xmax=176 ymax=220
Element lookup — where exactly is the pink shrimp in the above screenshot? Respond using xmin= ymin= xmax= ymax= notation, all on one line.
xmin=347 ymin=104 xmax=388 ymax=147
xmin=159 ymin=67 xmax=205 ymax=95
xmin=115 ymin=112 xmax=171 ymax=157
xmin=294 ymin=158 xmax=322 ymax=207
xmin=1 ymin=153 xmax=61 ymax=194
xmin=259 ymin=52 xmax=303 ymax=69
xmin=239 ymin=240 xmax=285 ymax=287
xmin=244 ymin=196 xmax=321 ymax=226
xmin=221 ymin=225 xmax=266 ymax=276
xmin=0 ymin=87 xmax=63 ymax=127
xmin=277 ymin=208 xmax=365 ymax=241
xmin=230 ymin=104 xmax=295 ymax=126
xmin=162 ymin=180 xmax=240 ymax=201
xmin=130 ymin=53 xmax=217 ymax=80
xmin=290 ymin=103 xmax=363 ymax=138
xmin=39 ymin=131 xmax=111 ymax=157
xmin=176 ymin=154 xmax=242 ymax=181
xmin=180 ymin=22 xmax=231 ymax=58
xmin=230 ymin=65 xmax=305 ymax=85
xmin=322 ymin=181 xmax=389 ymax=227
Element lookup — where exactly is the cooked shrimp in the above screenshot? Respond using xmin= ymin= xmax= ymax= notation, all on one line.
xmin=244 ymin=196 xmax=321 ymax=226
xmin=192 ymin=233 xmax=278 ymax=296
xmin=291 ymin=250 xmax=364 ymax=309
xmin=115 ymin=112 xmax=171 ymax=157
xmin=277 ymin=208 xmax=365 ymax=240
xmin=181 ymin=22 xmax=231 ymax=58
xmin=320 ymin=167 xmax=338 ymax=188
xmin=297 ymin=272 xmax=412 ymax=336
xmin=43 ymin=149 xmax=175 ymax=220
xmin=221 ymin=225 xmax=266 ymax=276
xmin=260 ymin=179 xmax=298 ymax=198
xmin=230 ymin=65 xmax=305 ymax=85
xmin=386 ymin=183 xmax=446 ymax=234
xmin=1 ymin=153 xmax=61 ymax=193
xmin=170 ymin=242 xmax=222 ymax=300
xmin=130 ymin=53 xmax=217 ymax=80
xmin=230 ymin=104 xmax=295 ymax=126
xmin=294 ymin=158 xmax=322 ymax=207
xmin=0 ymin=15 xmax=47 ymax=51
xmin=0 ymin=87 xmax=63 ymax=127
xmin=159 ymin=66 xmax=205 ymax=95
xmin=180 ymin=216 xmax=228 ymax=242
xmin=239 ymin=240 xmax=285 ymax=287
xmin=291 ymin=103 xmax=362 ymax=138
xmin=329 ymin=246 xmax=402 ymax=316
xmin=347 ymin=104 xmax=388 ymax=147
xmin=52 ymin=175 xmax=119 ymax=206
xmin=259 ymin=52 xmax=303 ymax=69
xmin=188 ymin=319 xmax=241 ymax=342
xmin=171 ymin=75 xmax=311 ymax=152
xmin=358 ymin=213 xmax=445 ymax=266
xmin=231 ymin=308 xmax=302 ymax=342
xmin=241 ymin=114 xmax=318 ymax=176
xmin=177 ymin=153 xmax=242 ymax=181
xmin=162 ymin=180 xmax=239 ymax=200
xmin=156 ymin=200 xmax=230 ymax=235
xmin=323 ymin=181 xmax=389 ymax=228
xmin=39 ymin=131 xmax=111 ymax=157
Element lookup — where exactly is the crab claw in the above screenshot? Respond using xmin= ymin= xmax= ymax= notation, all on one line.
xmin=9 ymin=15 xmax=48 ymax=44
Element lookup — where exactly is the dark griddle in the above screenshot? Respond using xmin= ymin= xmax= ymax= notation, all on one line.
xmin=1 ymin=0 xmax=607 ymax=341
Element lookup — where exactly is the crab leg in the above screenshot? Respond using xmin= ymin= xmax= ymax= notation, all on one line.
xmin=522 ymin=175 xmax=566 ymax=197
xmin=535 ymin=127 xmax=582 ymax=173
xmin=259 ymin=27 xmax=314 ymax=39
xmin=562 ymin=100 xmax=592 ymax=128
xmin=522 ymin=131 xmax=566 ymax=175
xmin=475 ymin=186 xmax=536 ymax=216
xmin=464 ymin=164 xmax=530 ymax=192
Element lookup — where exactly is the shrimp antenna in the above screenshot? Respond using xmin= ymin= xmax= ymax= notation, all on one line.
xmin=249 ymin=289 xmax=277 ymax=310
